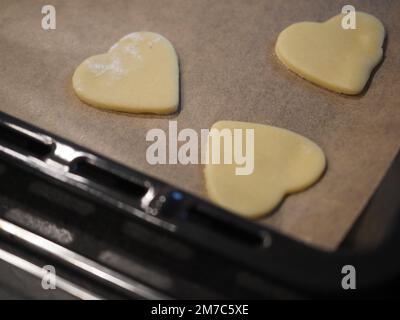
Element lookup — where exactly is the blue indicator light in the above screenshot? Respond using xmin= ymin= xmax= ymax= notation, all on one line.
xmin=171 ymin=191 xmax=184 ymax=201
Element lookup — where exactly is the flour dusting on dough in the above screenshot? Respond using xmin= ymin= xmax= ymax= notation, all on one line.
xmin=124 ymin=44 xmax=143 ymax=60
xmin=72 ymin=31 xmax=179 ymax=114
xmin=121 ymin=33 xmax=144 ymax=42
xmin=109 ymin=42 xmax=120 ymax=51
xmin=86 ymin=56 xmax=127 ymax=77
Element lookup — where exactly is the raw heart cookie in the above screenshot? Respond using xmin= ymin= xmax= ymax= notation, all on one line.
xmin=72 ymin=32 xmax=179 ymax=114
xmin=275 ymin=12 xmax=385 ymax=95
xmin=204 ymin=121 xmax=326 ymax=219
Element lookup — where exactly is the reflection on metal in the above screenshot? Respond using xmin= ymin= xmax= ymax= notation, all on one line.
xmin=53 ymin=143 xmax=90 ymax=163
xmin=5 ymin=208 xmax=75 ymax=245
xmin=0 ymin=248 xmax=101 ymax=300
xmin=44 ymin=158 xmax=69 ymax=172
xmin=141 ymin=186 xmax=156 ymax=213
xmin=0 ymin=218 xmax=169 ymax=300
xmin=6 ymin=122 xmax=53 ymax=146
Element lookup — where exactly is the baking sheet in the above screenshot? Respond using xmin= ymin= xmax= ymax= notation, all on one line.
xmin=0 ymin=0 xmax=399 ymax=251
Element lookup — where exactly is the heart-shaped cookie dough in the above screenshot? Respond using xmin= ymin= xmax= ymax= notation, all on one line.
xmin=275 ymin=12 xmax=385 ymax=95
xmin=204 ymin=121 xmax=326 ymax=219
xmin=73 ymin=32 xmax=179 ymax=114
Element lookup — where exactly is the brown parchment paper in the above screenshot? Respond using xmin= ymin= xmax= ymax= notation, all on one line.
xmin=0 ymin=0 xmax=399 ymax=251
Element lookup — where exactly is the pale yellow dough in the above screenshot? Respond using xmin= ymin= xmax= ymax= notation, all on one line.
xmin=204 ymin=121 xmax=326 ymax=219
xmin=275 ymin=12 xmax=385 ymax=95
xmin=72 ymin=32 xmax=179 ymax=114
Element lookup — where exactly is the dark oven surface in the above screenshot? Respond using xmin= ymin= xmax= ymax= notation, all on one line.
xmin=0 ymin=111 xmax=399 ymax=299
